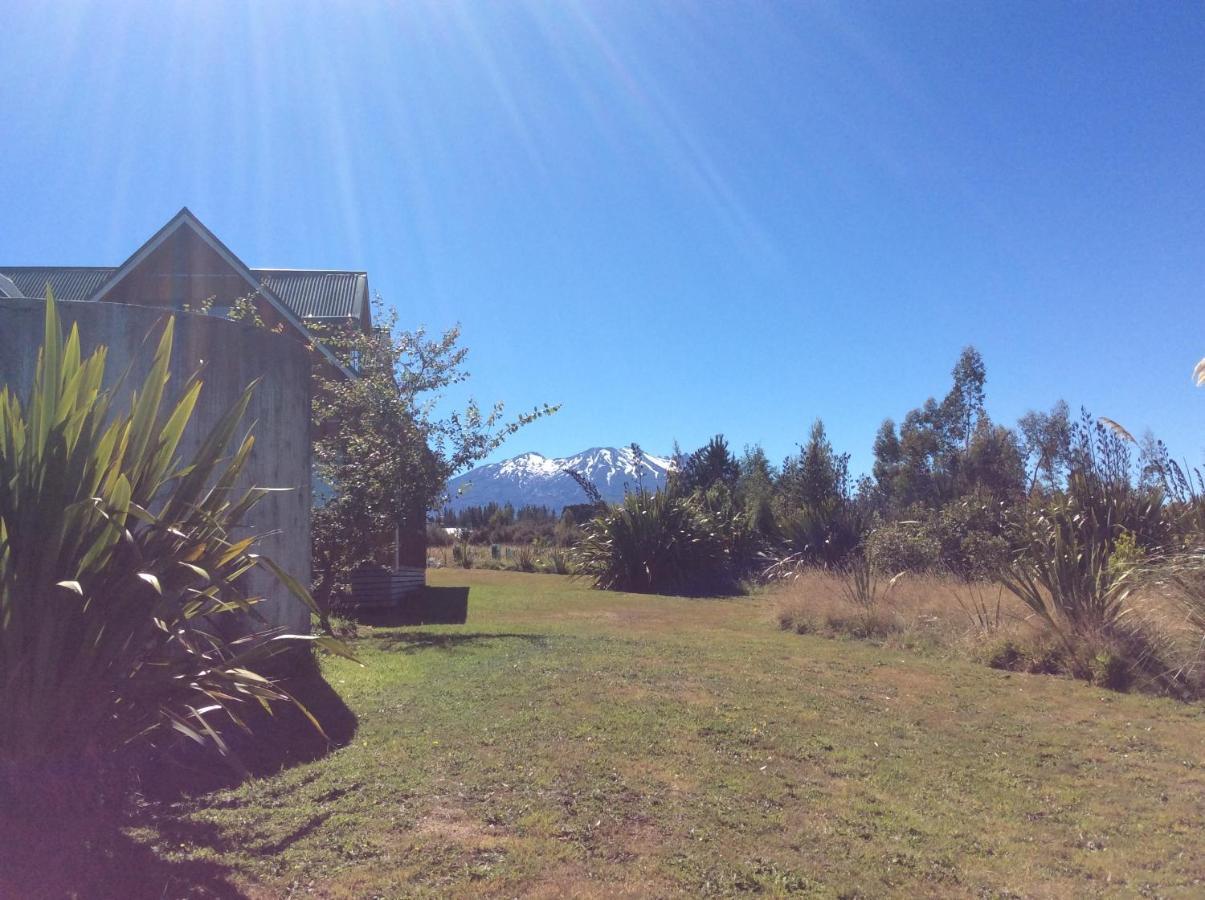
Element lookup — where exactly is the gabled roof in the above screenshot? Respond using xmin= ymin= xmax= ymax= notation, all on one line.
xmin=0 ymin=208 xmax=378 ymax=379
xmin=0 ymin=264 xmax=370 ymax=325
xmin=88 ymin=207 xmax=356 ymax=379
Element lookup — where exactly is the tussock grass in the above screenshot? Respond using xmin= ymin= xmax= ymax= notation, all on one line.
xmin=773 ymin=567 xmax=1205 ymax=697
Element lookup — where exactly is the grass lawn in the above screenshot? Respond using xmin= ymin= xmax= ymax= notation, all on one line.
xmin=84 ymin=571 xmax=1205 ymax=895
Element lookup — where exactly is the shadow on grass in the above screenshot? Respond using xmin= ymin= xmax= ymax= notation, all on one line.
xmin=372 ymin=630 xmax=549 ymax=654
xmin=140 ymin=652 xmax=359 ymax=801
xmin=354 ymin=585 xmax=470 ymax=627
xmin=0 ymin=810 xmax=248 ymax=899
xmin=1 ymin=654 xmax=360 ymax=898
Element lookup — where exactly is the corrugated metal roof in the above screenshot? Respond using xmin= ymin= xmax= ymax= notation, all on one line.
xmin=0 ymin=267 xmax=114 ymax=300
xmin=254 ymin=270 xmax=367 ymax=321
xmin=0 ymin=265 xmax=369 ymax=324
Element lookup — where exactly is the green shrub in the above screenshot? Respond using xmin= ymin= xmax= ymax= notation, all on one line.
xmin=865 ymin=520 xmax=941 ymax=574
xmin=545 ymin=548 xmax=571 ymax=575
xmin=935 ymin=497 xmax=1011 ymax=579
xmin=778 ymin=500 xmax=865 ymax=567
xmin=864 ymin=498 xmax=1009 ymax=579
xmin=572 ymin=490 xmax=738 ymax=596
xmin=0 ymin=296 xmax=344 ymax=807
xmin=1107 ymin=530 xmax=1144 ymax=582
xmin=999 ymin=473 xmax=1161 ymax=636
xmin=981 ymin=638 xmax=1022 ymax=671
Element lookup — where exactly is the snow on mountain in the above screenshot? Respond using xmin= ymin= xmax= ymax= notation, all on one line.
xmin=445 ymin=447 xmax=674 ymax=513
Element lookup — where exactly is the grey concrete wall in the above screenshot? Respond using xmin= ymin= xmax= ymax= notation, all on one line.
xmin=0 ymin=299 xmax=312 ymax=633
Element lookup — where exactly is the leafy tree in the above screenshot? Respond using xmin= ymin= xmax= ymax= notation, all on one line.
xmin=959 ymin=418 xmax=1026 ymax=502
xmin=309 ymin=301 xmax=555 ymax=609
xmin=942 ymin=346 xmax=987 ymax=449
xmin=773 ymin=421 xmax=864 ymax=565
xmin=1018 ymin=400 xmax=1072 ymax=490
xmin=872 ymin=346 xmax=992 ymax=510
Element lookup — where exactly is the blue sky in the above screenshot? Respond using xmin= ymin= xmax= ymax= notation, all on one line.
xmin=3 ymin=1 xmax=1203 ymax=476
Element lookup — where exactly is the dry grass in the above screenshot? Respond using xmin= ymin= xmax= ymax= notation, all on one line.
xmin=430 ymin=542 xmax=571 ymax=574
xmin=773 ymin=568 xmax=1033 ymax=646
xmin=772 ymin=566 xmax=1205 ymax=697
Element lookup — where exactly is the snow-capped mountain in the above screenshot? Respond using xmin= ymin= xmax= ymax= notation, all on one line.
xmin=445 ymin=447 xmax=674 ymax=512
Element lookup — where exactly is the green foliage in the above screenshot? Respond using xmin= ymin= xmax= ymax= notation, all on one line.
xmin=865 ymin=519 xmax=942 ymax=574
xmin=225 ymin=294 xmax=269 ymax=330
xmin=671 ymin=434 xmax=740 ymax=497
xmin=779 ymin=499 xmax=864 ymax=567
xmin=736 ymin=445 xmax=779 ymax=542
xmin=439 ymin=502 xmax=577 ymax=547
xmin=864 ymin=497 xmax=1012 ymax=579
xmin=309 ymin=300 xmax=555 ymax=594
xmin=1107 ymin=530 xmax=1144 ymax=582
xmin=0 ymin=294 xmax=340 ymax=804
xmin=778 ymin=419 xmax=849 ymax=512
xmin=871 ymin=347 xmax=1025 ymax=512
xmin=572 ymin=489 xmax=738 ymax=596
xmin=998 ymin=448 xmax=1167 ymax=678
xmin=1018 ymin=400 xmax=1072 ymax=489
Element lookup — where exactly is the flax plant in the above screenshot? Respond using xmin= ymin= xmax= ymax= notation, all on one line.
xmin=0 ymin=294 xmax=349 ymax=804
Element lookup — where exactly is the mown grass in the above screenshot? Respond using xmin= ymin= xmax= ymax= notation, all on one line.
xmin=33 ymin=570 xmax=1205 ymax=897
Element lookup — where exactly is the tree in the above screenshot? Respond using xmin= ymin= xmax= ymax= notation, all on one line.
xmin=942 ymin=346 xmax=987 ymax=449
xmin=872 ymin=346 xmax=990 ymax=510
xmin=736 ymin=444 xmax=778 ymax=539
xmin=780 ymin=419 xmax=849 ymax=511
xmin=1018 ymin=400 xmax=1072 ymax=490
xmin=309 ymin=301 xmax=555 ymax=609
xmin=959 ymin=418 xmax=1026 ymax=501
xmin=672 ymin=434 xmax=740 ymax=496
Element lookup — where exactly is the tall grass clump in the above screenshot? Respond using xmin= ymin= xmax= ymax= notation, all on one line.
xmin=1121 ymin=548 xmax=1205 ymax=695
xmin=0 ymin=295 xmax=347 ymax=808
xmin=572 ymin=489 xmax=738 ymax=596
xmin=998 ymin=418 xmax=1172 ymax=687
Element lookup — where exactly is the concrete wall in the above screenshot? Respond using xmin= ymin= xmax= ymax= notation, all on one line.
xmin=0 ymin=299 xmax=312 ymax=633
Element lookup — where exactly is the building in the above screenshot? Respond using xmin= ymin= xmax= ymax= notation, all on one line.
xmin=2 ymin=207 xmax=426 ymax=602
xmin=0 ymin=208 xmax=370 ymax=362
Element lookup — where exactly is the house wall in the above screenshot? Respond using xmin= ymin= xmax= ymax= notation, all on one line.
xmin=0 ymin=299 xmax=312 ymax=634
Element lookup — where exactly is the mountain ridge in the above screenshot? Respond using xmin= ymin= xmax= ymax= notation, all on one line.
xmin=445 ymin=446 xmax=673 ymax=513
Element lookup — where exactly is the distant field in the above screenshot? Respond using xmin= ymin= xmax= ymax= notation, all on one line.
xmin=69 ymin=570 xmax=1205 ymax=896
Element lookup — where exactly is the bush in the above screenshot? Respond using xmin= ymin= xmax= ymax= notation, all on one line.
xmin=865 ymin=520 xmax=941 ymax=574
xmin=516 ymin=544 xmax=537 ymax=573
xmin=572 ymin=490 xmax=739 ymax=596
xmin=1000 ymin=472 xmax=1163 ymax=636
xmin=0 ymin=297 xmax=342 ymax=807
xmin=778 ymin=500 xmax=865 ymax=567
xmin=545 ymin=548 xmax=571 ymax=575
xmin=864 ymin=498 xmax=1009 ymax=579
